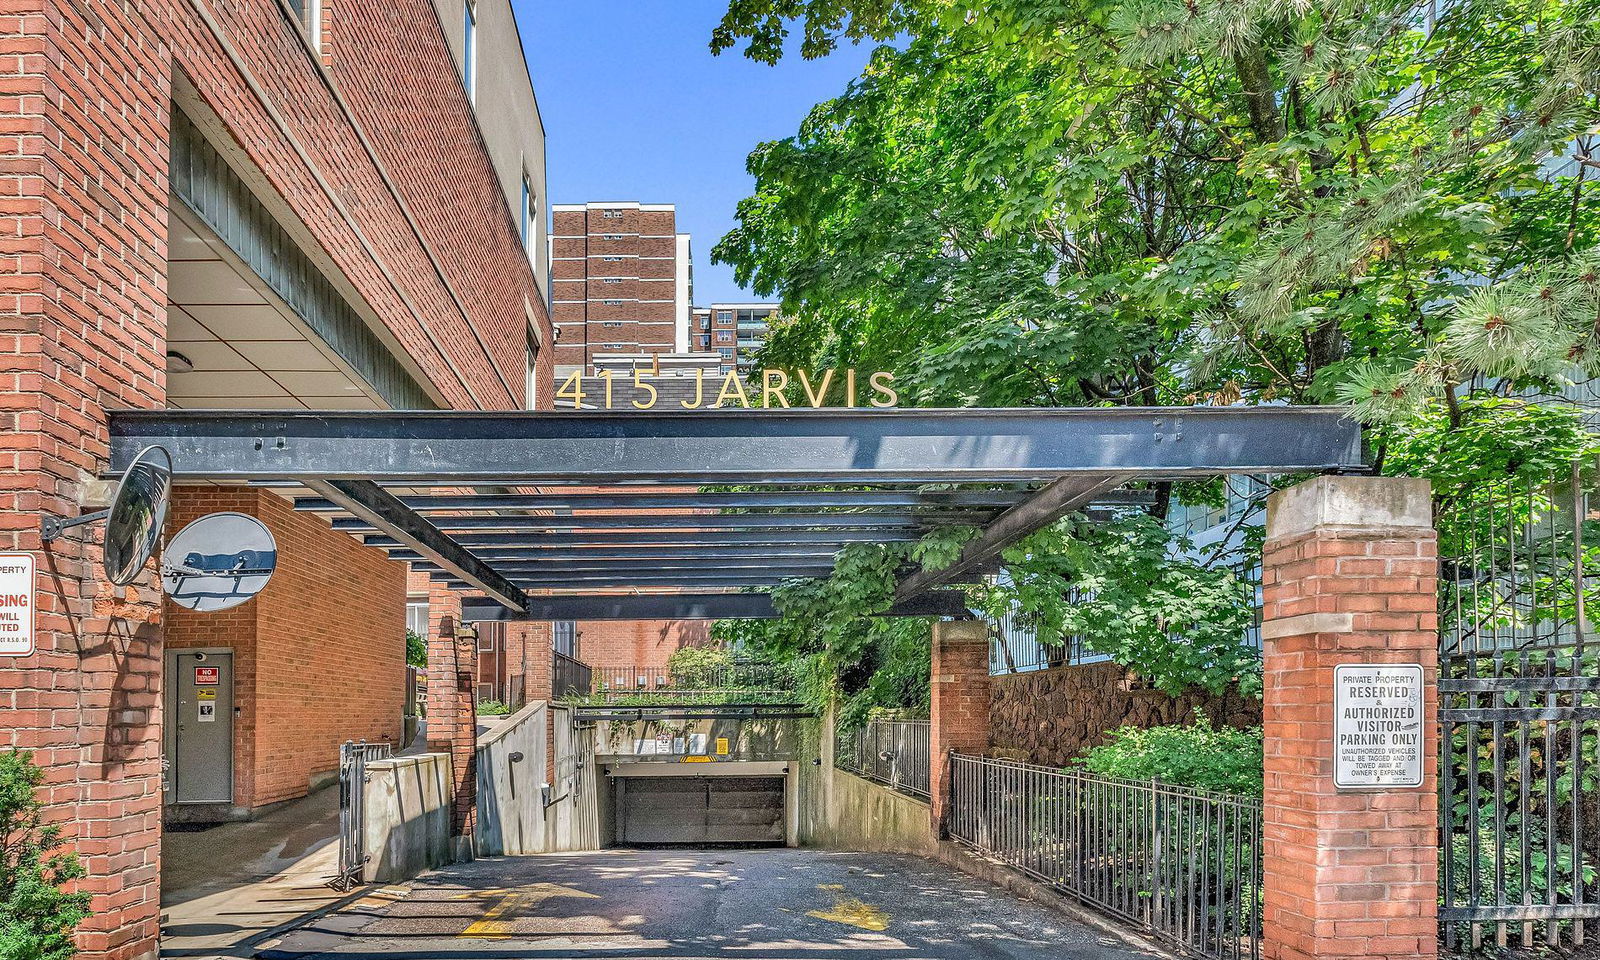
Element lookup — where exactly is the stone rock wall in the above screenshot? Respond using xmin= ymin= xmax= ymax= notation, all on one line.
xmin=988 ymin=661 xmax=1262 ymax=767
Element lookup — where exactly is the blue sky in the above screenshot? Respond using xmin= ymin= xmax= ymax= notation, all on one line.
xmin=512 ymin=1 xmax=872 ymax=305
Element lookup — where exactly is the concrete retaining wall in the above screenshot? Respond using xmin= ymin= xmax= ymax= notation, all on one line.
xmin=363 ymin=754 xmax=454 ymax=883
xmin=796 ymin=708 xmax=938 ymax=856
xmin=475 ymin=701 xmax=600 ymax=855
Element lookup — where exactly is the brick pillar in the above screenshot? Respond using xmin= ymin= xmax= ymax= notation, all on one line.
xmin=424 ymin=584 xmax=475 ymax=839
xmin=507 ymin=621 xmax=555 ymax=782
xmin=0 ymin=5 xmax=171 ymax=957
xmin=928 ymin=619 xmax=990 ymax=836
xmin=1261 ymin=476 xmax=1438 ymax=960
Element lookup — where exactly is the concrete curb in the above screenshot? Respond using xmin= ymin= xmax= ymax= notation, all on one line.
xmin=933 ymin=841 xmax=1176 ymax=959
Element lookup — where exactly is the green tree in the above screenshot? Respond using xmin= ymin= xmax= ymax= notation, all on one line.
xmin=708 ymin=0 xmax=1600 ymax=693
xmin=0 ymin=751 xmax=90 ymax=960
xmin=406 ymin=630 xmax=427 ymax=669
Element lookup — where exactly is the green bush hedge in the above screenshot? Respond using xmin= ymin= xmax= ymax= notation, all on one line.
xmin=1 ymin=750 xmax=90 ymax=960
xmin=1076 ymin=712 xmax=1263 ymax=796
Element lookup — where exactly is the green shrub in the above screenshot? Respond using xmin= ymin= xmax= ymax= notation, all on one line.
xmin=0 ymin=750 xmax=90 ymax=960
xmin=405 ymin=630 xmax=427 ymax=669
xmin=475 ymin=700 xmax=510 ymax=716
xmin=666 ymin=646 xmax=735 ymax=687
xmin=1076 ymin=712 xmax=1263 ymax=796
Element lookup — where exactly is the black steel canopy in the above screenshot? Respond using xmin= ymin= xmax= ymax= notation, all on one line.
xmin=108 ymin=406 xmax=1364 ymax=619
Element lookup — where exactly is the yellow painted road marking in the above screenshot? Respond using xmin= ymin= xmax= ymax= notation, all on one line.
xmin=807 ymin=897 xmax=889 ymax=932
xmin=456 ymin=883 xmax=601 ymax=939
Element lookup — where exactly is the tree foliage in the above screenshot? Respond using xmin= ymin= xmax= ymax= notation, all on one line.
xmin=0 ymin=751 xmax=89 ymax=960
xmin=709 ymin=0 xmax=1600 ymax=698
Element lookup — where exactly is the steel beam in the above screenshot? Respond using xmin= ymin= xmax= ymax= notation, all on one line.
xmin=294 ymin=490 xmax=1034 ymax=512
xmin=305 ymin=479 xmax=527 ymax=613
xmin=111 ymin=407 xmax=1365 ymax=483
xmin=414 ymin=559 xmax=839 ymax=576
xmin=381 ymin=545 xmax=850 ymax=562
xmin=361 ymin=529 xmax=923 ymax=549
xmin=459 ymin=591 xmax=971 ymax=621
xmin=332 ymin=512 xmax=947 ymax=533
xmin=440 ymin=572 xmax=838 ymax=589
xmin=895 ymin=474 xmax=1128 ymax=600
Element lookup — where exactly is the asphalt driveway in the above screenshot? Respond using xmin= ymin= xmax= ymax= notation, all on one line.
xmin=264 ymin=848 xmax=1158 ymax=960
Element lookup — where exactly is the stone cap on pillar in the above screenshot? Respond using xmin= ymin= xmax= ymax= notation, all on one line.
xmin=1266 ymin=475 xmax=1431 ymax=541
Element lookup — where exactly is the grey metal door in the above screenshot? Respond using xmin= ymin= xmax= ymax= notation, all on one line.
xmin=616 ymin=775 xmax=784 ymax=846
xmin=171 ymin=651 xmax=233 ymax=803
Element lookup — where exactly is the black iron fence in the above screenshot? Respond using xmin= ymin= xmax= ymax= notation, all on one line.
xmin=332 ymin=739 xmax=393 ymax=891
xmin=590 ymin=660 xmax=793 ymax=699
xmin=1438 ymin=464 xmax=1600 ymax=951
xmin=949 ymin=754 xmax=1262 ymax=960
xmin=552 ymin=650 xmax=592 ymax=700
xmin=835 ymin=719 xmax=931 ymax=799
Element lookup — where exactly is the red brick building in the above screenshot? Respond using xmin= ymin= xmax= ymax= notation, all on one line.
xmin=550 ymin=202 xmax=693 ymax=377
xmin=0 ymin=0 xmax=551 ymax=955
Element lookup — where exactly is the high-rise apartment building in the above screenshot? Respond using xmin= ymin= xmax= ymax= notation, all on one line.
xmin=550 ymin=202 xmax=693 ymax=376
xmin=690 ymin=302 xmax=779 ymax=373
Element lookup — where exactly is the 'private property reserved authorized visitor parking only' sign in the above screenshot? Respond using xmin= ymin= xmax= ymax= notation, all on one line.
xmin=1333 ymin=663 xmax=1424 ymax=789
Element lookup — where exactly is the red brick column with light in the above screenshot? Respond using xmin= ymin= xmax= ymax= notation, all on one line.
xmin=1260 ymin=476 xmax=1438 ymax=960
xmin=928 ymin=618 xmax=990 ymax=835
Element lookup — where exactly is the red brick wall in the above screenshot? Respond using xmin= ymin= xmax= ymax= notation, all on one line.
xmin=164 ymin=488 xmax=406 ymax=810
xmin=0 ymin=0 xmax=551 ymax=955
xmin=576 ymin=619 xmax=709 ymax=669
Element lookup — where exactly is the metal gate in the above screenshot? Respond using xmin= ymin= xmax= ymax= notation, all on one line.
xmin=331 ymin=740 xmax=392 ymax=891
xmin=1438 ymin=464 xmax=1600 ymax=950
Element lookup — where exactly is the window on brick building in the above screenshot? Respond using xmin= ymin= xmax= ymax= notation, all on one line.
xmin=601 ymin=210 xmax=624 ymax=219
xmin=603 ymin=299 xmax=622 ymax=306
xmin=552 ymin=621 xmax=577 ymax=656
xmin=602 ymin=277 xmax=621 ymax=284
xmin=524 ymin=328 xmax=538 ymax=410
xmin=602 ymin=233 xmax=623 ymax=240
xmin=716 ymin=331 xmax=732 ymax=343
xmin=406 ymin=600 xmax=429 ymax=638
xmin=602 ymin=321 xmax=623 ymax=328
xmin=462 ymin=0 xmax=477 ymax=103
xmin=717 ymin=311 xmax=732 ymax=322
xmin=284 ymin=0 xmax=322 ymax=47
xmin=519 ymin=168 xmax=538 ymax=258
xmin=719 ymin=348 xmax=733 ymax=358
xmin=602 ymin=256 xmax=622 ymax=262
xmin=699 ymin=317 xmax=710 ymax=330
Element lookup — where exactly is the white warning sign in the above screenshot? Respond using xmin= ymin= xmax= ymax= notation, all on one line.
xmin=1334 ymin=663 xmax=1424 ymax=789
xmin=0 ymin=554 xmax=35 ymax=657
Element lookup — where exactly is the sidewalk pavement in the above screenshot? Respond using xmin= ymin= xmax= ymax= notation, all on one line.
xmin=159 ymin=784 xmax=356 ymax=959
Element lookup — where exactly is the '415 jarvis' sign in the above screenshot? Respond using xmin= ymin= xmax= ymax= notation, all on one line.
xmin=558 ymin=367 xmax=899 ymax=410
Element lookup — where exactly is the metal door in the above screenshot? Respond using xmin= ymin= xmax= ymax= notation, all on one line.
xmin=170 ymin=651 xmax=233 ymax=803
xmin=615 ymin=775 xmax=784 ymax=846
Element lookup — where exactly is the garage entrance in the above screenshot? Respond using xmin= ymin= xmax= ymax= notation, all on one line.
xmin=615 ymin=775 xmax=786 ymax=846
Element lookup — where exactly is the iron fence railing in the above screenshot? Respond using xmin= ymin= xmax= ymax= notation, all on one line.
xmin=552 ymin=650 xmax=592 ymax=700
xmin=835 ymin=720 xmax=931 ymax=799
xmin=948 ymin=754 xmax=1262 ymax=960
xmin=332 ymin=739 xmax=392 ymax=891
xmin=1437 ymin=464 xmax=1600 ymax=950
xmin=590 ymin=660 xmax=793 ymax=699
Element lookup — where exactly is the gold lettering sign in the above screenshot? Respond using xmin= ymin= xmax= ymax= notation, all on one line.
xmin=555 ymin=369 xmax=899 ymax=410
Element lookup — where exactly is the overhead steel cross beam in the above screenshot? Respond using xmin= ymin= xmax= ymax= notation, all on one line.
xmin=108 ymin=406 xmax=1364 ymax=484
xmin=894 ymin=474 xmax=1129 ymax=601
xmin=460 ymin=592 xmax=971 ymax=622
xmin=304 ymin=479 xmax=528 ymax=613
xmin=293 ymin=490 xmax=1037 ymax=512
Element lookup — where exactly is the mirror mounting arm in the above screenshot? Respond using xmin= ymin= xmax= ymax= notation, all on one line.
xmin=41 ymin=509 xmax=111 ymax=543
